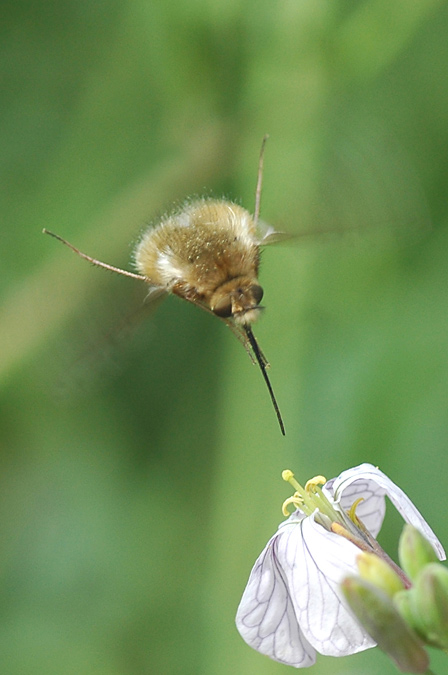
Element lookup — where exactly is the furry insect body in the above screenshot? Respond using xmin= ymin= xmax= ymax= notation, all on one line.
xmin=134 ymin=199 xmax=264 ymax=326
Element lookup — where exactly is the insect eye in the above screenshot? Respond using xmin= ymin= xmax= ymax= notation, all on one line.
xmin=212 ymin=298 xmax=233 ymax=318
xmin=251 ymin=284 xmax=264 ymax=305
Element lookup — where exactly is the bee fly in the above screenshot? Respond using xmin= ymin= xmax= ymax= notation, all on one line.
xmin=44 ymin=136 xmax=286 ymax=434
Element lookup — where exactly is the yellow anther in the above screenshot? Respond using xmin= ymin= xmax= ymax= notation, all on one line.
xmin=282 ymin=494 xmax=303 ymax=516
xmin=349 ymin=497 xmax=364 ymax=523
xmin=305 ymin=475 xmax=327 ymax=492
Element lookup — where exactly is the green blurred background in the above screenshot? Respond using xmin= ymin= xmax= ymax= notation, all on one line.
xmin=1 ymin=0 xmax=448 ymax=673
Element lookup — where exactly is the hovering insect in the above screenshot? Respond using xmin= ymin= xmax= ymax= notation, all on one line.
xmin=43 ymin=136 xmax=285 ymax=434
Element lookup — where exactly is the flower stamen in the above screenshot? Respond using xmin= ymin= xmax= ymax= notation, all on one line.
xmin=305 ymin=475 xmax=327 ymax=491
xmin=282 ymin=470 xmax=342 ymax=522
xmin=282 ymin=469 xmax=302 ymax=492
xmin=349 ymin=497 xmax=365 ymax=524
xmin=282 ymin=494 xmax=304 ymax=516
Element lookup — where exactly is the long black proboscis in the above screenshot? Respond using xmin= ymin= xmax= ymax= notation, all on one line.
xmin=244 ymin=326 xmax=285 ymax=436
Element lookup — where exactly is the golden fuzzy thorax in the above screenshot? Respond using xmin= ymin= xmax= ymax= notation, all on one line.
xmin=134 ymin=199 xmax=262 ymax=322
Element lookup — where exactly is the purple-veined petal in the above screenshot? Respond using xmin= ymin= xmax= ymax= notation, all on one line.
xmin=324 ymin=466 xmax=386 ymax=537
xmin=236 ymin=516 xmax=316 ymax=668
xmin=327 ymin=464 xmax=445 ymax=560
xmin=276 ymin=512 xmax=376 ymax=657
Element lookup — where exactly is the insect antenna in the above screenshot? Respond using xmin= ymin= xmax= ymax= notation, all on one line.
xmin=244 ymin=325 xmax=285 ymax=435
xmin=254 ymin=134 xmax=269 ymax=227
xmin=43 ymin=229 xmax=148 ymax=281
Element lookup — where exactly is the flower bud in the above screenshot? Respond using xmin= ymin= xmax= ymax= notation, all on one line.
xmin=399 ymin=525 xmax=439 ymax=581
xmin=341 ymin=576 xmax=429 ymax=673
xmin=394 ymin=589 xmax=427 ymax=642
xmin=412 ymin=563 xmax=448 ymax=649
xmin=357 ymin=552 xmax=405 ymax=597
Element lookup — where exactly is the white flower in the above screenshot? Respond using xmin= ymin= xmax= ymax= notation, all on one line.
xmin=236 ymin=463 xmax=445 ymax=668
